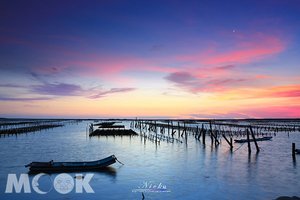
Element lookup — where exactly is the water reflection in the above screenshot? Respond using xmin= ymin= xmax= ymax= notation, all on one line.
xmin=0 ymin=120 xmax=299 ymax=200
xmin=292 ymin=157 xmax=297 ymax=168
xmin=248 ymin=152 xmax=259 ymax=164
xmin=27 ymin=166 xmax=117 ymax=178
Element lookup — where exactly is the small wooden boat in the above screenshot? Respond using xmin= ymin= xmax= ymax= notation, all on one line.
xmin=25 ymin=155 xmax=117 ymax=172
xmin=234 ymin=136 xmax=272 ymax=143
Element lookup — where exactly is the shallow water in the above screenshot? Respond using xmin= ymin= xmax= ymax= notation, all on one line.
xmin=0 ymin=120 xmax=299 ymax=200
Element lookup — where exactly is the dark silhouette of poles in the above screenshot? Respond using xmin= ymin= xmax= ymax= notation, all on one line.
xmin=292 ymin=143 xmax=296 ymax=160
xmin=246 ymin=129 xmax=251 ymax=153
xmin=222 ymin=134 xmax=233 ymax=150
xmin=202 ymin=124 xmax=206 ymax=145
xmin=250 ymin=126 xmax=260 ymax=152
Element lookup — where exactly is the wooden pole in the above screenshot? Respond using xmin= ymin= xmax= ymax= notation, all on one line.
xmin=155 ymin=129 xmax=158 ymax=143
xmin=246 ymin=129 xmax=251 ymax=153
xmin=209 ymin=121 xmax=214 ymax=144
xmin=222 ymin=134 xmax=233 ymax=149
xmin=292 ymin=143 xmax=296 ymax=159
xmin=185 ymin=124 xmax=188 ymax=145
xmin=168 ymin=121 xmax=170 ymax=136
xmin=250 ymin=126 xmax=260 ymax=152
xmin=171 ymin=121 xmax=174 ymax=136
xmin=178 ymin=121 xmax=180 ymax=138
xmin=209 ymin=121 xmax=219 ymax=145
xmin=202 ymin=128 xmax=206 ymax=145
xmin=184 ymin=122 xmax=187 ymax=138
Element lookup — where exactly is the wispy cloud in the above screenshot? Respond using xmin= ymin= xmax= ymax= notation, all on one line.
xmin=165 ymin=71 xmax=197 ymax=85
xmin=269 ymin=85 xmax=300 ymax=98
xmin=177 ymin=33 xmax=285 ymax=65
xmin=1 ymin=71 xmax=136 ymax=100
xmin=31 ymin=83 xmax=84 ymax=96
xmin=0 ymin=96 xmax=53 ymax=101
xmin=223 ymin=84 xmax=300 ymax=100
xmin=165 ymin=71 xmax=248 ymax=93
xmin=0 ymin=84 xmax=26 ymax=88
xmin=88 ymin=88 xmax=136 ymax=99
xmin=0 ymin=82 xmax=136 ymax=100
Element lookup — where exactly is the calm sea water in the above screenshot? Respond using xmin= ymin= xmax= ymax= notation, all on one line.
xmin=0 ymin=120 xmax=299 ymax=200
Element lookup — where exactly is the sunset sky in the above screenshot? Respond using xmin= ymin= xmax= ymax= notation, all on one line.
xmin=0 ymin=0 xmax=299 ymax=118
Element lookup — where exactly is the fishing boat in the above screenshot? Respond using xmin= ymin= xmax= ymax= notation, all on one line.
xmin=25 ymin=155 xmax=117 ymax=172
xmin=234 ymin=136 xmax=272 ymax=143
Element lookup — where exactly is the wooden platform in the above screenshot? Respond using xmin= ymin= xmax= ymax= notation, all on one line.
xmin=93 ymin=122 xmax=116 ymax=126
xmin=97 ymin=125 xmax=125 ymax=129
xmin=89 ymin=129 xmax=138 ymax=136
xmin=0 ymin=124 xmax=63 ymax=135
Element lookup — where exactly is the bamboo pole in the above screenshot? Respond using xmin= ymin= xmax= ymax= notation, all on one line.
xmin=246 ymin=129 xmax=251 ymax=153
xmin=292 ymin=143 xmax=296 ymax=159
xmin=250 ymin=126 xmax=260 ymax=152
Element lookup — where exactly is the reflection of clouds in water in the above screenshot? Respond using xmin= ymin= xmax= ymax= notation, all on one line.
xmin=0 ymin=120 xmax=299 ymax=199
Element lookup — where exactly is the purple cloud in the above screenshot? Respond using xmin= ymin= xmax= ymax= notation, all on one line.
xmin=0 ymin=84 xmax=136 ymax=101
xmin=165 ymin=71 xmax=197 ymax=85
xmin=1 ymin=70 xmax=136 ymax=99
xmin=88 ymin=88 xmax=136 ymax=99
xmin=31 ymin=83 xmax=84 ymax=96
xmin=165 ymin=71 xmax=202 ymax=92
xmin=0 ymin=84 xmax=26 ymax=88
xmin=213 ymin=65 xmax=236 ymax=71
xmin=165 ymin=71 xmax=248 ymax=93
xmin=206 ymin=78 xmax=246 ymax=87
xmin=0 ymin=96 xmax=53 ymax=101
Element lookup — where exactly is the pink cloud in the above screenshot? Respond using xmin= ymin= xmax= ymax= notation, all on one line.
xmin=189 ymin=112 xmax=251 ymax=119
xmin=244 ymin=106 xmax=300 ymax=118
xmin=273 ymin=90 xmax=300 ymax=98
xmin=64 ymin=55 xmax=149 ymax=76
xmin=254 ymin=74 xmax=272 ymax=79
xmin=268 ymin=85 xmax=300 ymax=98
xmin=238 ymin=85 xmax=300 ymax=99
xmin=190 ymin=106 xmax=300 ymax=119
xmin=177 ymin=33 xmax=286 ymax=65
xmin=194 ymin=65 xmax=236 ymax=78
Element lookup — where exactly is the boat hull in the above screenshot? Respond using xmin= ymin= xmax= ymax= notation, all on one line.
xmin=234 ymin=136 xmax=272 ymax=143
xmin=26 ymin=155 xmax=117 ymax=173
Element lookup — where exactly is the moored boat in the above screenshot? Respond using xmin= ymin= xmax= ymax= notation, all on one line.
xmin=25 ymin=155 xmax=117 ymax=172
xmin=234 ymin=136 xmax=272 ymax=143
